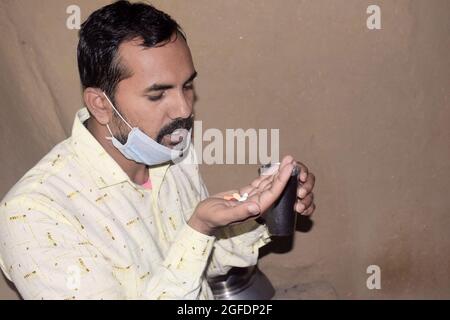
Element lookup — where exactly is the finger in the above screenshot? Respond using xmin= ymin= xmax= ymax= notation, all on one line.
xmin=259 ymin=155 xmax=294 ymax=177
xmin=249 ymin=182 xmax=273 ymax=198
xmin=297 ymin=172 xmax=315 ymax=199
xmin=295 ymin=200 xmax=305 ymax=214
xmin=301 ymin=192 xmax=314 ymax=208
xmin=301 ymin=202 xmax=316 ymax=216
xmin=296 ymin=161 xmax=309 ymax=183
xmin=246 ymin=155 xmax=294 ymax=195
xmin=280 ymin=155 xmax=295 ymax=170
xmin=248 ymin=175 xmax=274 ymax=197
xmin=253 ymin=162 xmax=294 ymax=212
xmin=295 ymin=192 xmax=313 ymax=213
xmin=239 ymin=174 xmax=272 ymax=195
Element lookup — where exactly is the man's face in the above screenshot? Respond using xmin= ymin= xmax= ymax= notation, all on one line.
xmin=110 ymin=33 xmax=196 ymax=148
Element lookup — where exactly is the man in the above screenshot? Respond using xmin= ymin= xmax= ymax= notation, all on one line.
xmin=0 ymin=1 xmax=315 ymax=299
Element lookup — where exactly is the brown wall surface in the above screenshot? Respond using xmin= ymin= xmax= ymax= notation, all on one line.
xmin=0 ymin=0 xmax=449 ymax=299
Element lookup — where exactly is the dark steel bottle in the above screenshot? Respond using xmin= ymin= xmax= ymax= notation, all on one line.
xmin=260 ymin=164 xmax=299 ymax=236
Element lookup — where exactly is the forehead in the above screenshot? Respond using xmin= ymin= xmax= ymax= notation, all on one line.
xmin=118 ymin=34 xmax=194 ymax=84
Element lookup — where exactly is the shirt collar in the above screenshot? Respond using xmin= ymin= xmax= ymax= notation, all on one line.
xmin=70 ymin=108 xmax=170 ymax=190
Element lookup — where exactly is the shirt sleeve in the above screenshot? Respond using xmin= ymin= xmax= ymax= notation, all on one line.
xmin=198 ymin=177 xmax=272 ymax=279
xmin=0 ymin=195 xmax=215 ymax=300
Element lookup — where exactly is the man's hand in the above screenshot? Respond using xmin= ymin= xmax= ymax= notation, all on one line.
xmin=189 ymin=155 xmax=316 ymax=235
xmin=189 ymin=156 xmax=297 ymax=235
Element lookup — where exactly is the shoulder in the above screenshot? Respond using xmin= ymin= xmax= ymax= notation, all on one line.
xmin=0 ymin=137 xmax=82 ymax=222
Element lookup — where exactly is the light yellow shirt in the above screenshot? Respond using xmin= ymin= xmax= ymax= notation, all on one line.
xmin=0 ymin=108 xmax=271 ymax=300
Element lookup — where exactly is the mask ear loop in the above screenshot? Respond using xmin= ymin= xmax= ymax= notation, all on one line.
xmin=105 ymin=124 xmax=115 ymax=142
xmin=103 ymin=92 xmax=133 ymax=141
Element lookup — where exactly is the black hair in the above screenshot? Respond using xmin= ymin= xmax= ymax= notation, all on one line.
xmin=77 ymin=0 xmax=185 ymax=103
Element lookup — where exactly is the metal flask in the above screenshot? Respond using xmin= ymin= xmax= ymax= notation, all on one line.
xmin=208 ymin=265 xmax=275 ymax=300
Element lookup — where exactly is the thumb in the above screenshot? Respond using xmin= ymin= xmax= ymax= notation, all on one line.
xmin=245 ymin=201 xmax=261 ymax=215
xmin=225 ymin=201 xmax=261 ymax=222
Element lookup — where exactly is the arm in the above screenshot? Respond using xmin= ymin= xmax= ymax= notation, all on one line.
xmin=0 ymin=195 xmax=214 ymax=300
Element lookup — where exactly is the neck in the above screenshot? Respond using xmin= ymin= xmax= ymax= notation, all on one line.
xmin=86 ymin=118 xmax=149 ymax=185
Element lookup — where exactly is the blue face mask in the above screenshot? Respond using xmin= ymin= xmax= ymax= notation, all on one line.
xmin=103 ymin=93 xmax=192 ymax=166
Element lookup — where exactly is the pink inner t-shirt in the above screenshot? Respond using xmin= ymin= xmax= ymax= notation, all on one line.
xmin=141 ymin=177 xmax=152 ymax=190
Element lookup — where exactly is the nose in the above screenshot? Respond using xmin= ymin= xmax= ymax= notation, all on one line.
xmin=168 ymin=89 xmax=193 ymax=120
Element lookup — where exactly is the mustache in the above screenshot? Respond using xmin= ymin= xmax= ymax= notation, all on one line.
xmin=156 ymin=115 xmax=194 ymax=144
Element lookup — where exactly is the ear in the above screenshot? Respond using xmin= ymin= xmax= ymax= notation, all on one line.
xmin=83 ymin=88 xmax=111 ymax=126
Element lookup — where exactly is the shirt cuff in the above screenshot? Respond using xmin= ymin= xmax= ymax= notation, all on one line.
xmin=162 ymin=223 xmax=216 ymax=275
xmin=226 ymin=220 xmax=272 ymax=251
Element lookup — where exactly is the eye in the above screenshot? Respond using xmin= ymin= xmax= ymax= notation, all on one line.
xmin=184 ymin=83 xmax=194 ymax=91
xmin=148 ymin=92 xmax=164 ymax=101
